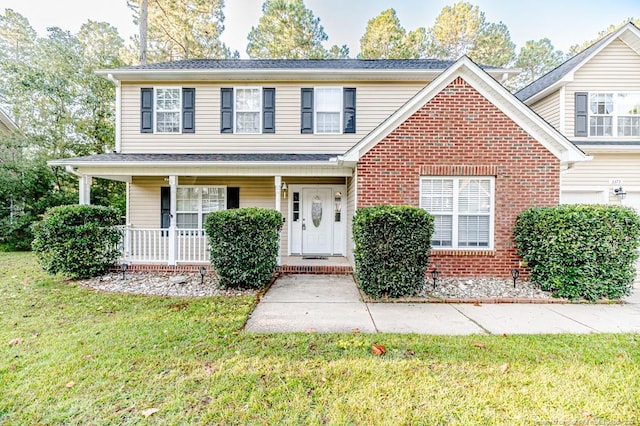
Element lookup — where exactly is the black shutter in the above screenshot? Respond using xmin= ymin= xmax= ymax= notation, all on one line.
xmin=575 ymin=92 xmax=588 ymax=137
xmin=221 ymin=88 xmax=234 ymax=133
xmin=182 ymin=88 xmax=195 ymax=133
xmin=141 ymin=88 xmax=154 ymax=133
xmin=343 ymin=87 xmax=356 ymax=133
xmin=263 ymin=88 xmax=275 ymax=133
xmin=160 ymin=187 xmax=171 ymax=229
xmin=301 ymin=88 xmax=314 ymax=133
xmin=227 ymin=187 xmax=240 ymax=209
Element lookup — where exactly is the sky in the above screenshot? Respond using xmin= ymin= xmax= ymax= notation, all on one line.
xmin=2 ymin=0 xmax=638 ymax=57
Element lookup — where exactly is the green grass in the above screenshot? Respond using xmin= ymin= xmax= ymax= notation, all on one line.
xmin=1 ymin=252 xmax=639 ymax=425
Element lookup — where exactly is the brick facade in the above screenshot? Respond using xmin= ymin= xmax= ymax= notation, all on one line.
xmin=357 ymin=77 xmax=560 ymax=277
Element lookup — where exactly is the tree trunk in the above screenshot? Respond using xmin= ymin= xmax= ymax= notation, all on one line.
xmin=139 ymin=0 xmax=148 ymax=64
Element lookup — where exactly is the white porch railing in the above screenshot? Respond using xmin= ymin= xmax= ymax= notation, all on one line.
xmin=116 ymin=226 xmax=210 ymax=264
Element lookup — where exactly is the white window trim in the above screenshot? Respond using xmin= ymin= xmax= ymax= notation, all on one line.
xmin=314 ymin=86 xmax=343 ymax=135
xmin=176 ymin=185 xmax=227 ymax=229
xmin=419 ymin=176 xmax=495 ymax=250
xmin=233 ymin=86 xmax=262 ymax=135
xmin=588 ymin=91 xmax=640 ymax=138
xmin=153 ymin=86 xmax=182 ymax=134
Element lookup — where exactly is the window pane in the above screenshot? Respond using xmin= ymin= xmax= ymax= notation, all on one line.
xmin=589 ymin=93 xmax=613 ymax=114
xmin=458 ymin=215 xmax=489 ymax=247
xmin=589 ymin=116 xmax=613 ymax=136
xmin=156 ymin=88 xmax=180 ymax=111
xmin=617 ymin=93 xmax=640 ymax=115
xmin=236 ymin=112 xmax=260 ymax=133
xmin=202 ymin=187 xmax=226 ymax=212
xmin=316 ymin=112 xmax=340 ymax=133
xmin=177 ymin=213 xmax=198 ymax=229
xmin=420 ymin=179 xmax=454 ymax=212
xmin=316 ymin=88 xmax=341 ymax=111
xmin=618 ymin=116 xmax=640 ymax=137
xmin=235 ymin=88 xmax=261 ymax=111
xmin=431 ymin=215 xmax=452 ymax=247
xmin=458 ymin=179 xmax=491 ymax=213
xmin=156 ymin=111 xmax=180 ymax=133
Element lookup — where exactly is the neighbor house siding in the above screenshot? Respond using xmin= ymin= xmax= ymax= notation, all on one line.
xmin=530 ymin=90 xmax=560 ymax=129
xmin=357 ymin=77 xmax=560 ymax=277
xmin=563 ymin=39 xmax=640 ymax=138
xmin=119 ymin=82 xmax=427 ymax=154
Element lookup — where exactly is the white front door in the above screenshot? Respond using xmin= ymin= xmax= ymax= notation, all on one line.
xmin=302 ymin=188 xmax=332 ymax=254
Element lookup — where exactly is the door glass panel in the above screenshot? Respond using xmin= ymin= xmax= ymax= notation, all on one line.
xmin=312 ymin=195 xmax=322 ymax=227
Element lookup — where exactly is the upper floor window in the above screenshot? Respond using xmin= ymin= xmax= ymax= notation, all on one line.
xmin=420 ymin=177 xmax=494 ymax=249
xmin=140 ymin=87 xmax=195 ymax=134
xmin=301 ymin=87 xmax=356 ymax=134
xmin=577 ymin=92 xmax=640 ymax=137
xmin=221 ymin=87 xmax=275 ymax=134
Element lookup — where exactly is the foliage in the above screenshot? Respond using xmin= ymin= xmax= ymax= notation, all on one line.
xmin=358 ymin=9 xmax=429 ymax=59
xmin=126 ymin=0 xmax=234 ymax=61
xmin=514 ymin=204 xmax=640 ymax=301
xmin=246 ymin=0 xmax=346 ymax=59
xmin=353 ymin=205 xmax=434 ymax=298
xmin=205 ymin=208 xmax=282 ymax=289
xmin=31 ymin=204 xmax=122 ymax=279
xmin=569 ymin=18 xmax=640 ymax=55
xmin=3 ymin=251 xmax=640 ymax=424
xmin=428 ymin=1 xmax=515 ymax=67
xmin=512 ymin=38 xmax=566 ymax=90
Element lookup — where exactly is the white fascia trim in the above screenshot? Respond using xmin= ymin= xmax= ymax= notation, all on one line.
xmin=107 ymin=74 xmax=122 ymax=152
xmin=343 ymin=56 xmax=588 ymax=164
xmin=49 ymin=160 xmax=343 ymax=168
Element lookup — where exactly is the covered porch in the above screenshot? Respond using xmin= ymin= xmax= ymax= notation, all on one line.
xmin=49 ymin=153 xmax=356 ymax=268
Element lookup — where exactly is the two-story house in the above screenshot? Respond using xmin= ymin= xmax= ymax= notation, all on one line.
xmin=517 ymin=22 xmax=640 ymax=210
xmin=50 ymin=57 xmax=587 ymax=277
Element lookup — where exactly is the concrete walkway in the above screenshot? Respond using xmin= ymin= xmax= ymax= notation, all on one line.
xmin=244 ymin=274 xmax=640 ymax=334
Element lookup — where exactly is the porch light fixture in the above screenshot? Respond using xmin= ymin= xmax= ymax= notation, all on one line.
xmin=511 ymin=268 xmax=520 ymax=288
xmin=281 ymin=181 xmax=288 ymax=199
xmin=614 ymin=186 xmax=627 ymax=200
xmin=431 ymin=267 xmax=439 ymax=290
xmin=199 ymin=266 xmax=207 ymax=284
xmin=120 ymin=263 xmax=128 ymax=280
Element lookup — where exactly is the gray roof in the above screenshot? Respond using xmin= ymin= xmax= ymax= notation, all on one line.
xmin=51 ymin=153 xmax=338 ymax=164
xmin=515 ymin=30 xmax=619 ymax=102
xmin=115 ymin=58 xmax=499 ymax=71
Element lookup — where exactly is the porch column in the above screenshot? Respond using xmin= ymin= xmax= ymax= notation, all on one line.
xmin=274 ymin=175 xmax=282 ymax=265
xmin=168 ymin=175 xmax=178 ymax=266
xmin=78 ymin=175 xmax=92 ymax=205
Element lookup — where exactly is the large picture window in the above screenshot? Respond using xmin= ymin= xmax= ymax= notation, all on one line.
xmin=589 ymin=92 xmax=640 ymax=137
xmin=176 ymin=187 xmax=226 ymax=229
xmin=420 ymin=177 xmax=494 ymax=249
xmin=235 ymin=87 xmax=261 ymax=134
xmin=155 ymin=87 xmax=181 ymax=133
xmin=315 ymin=87 xmax=342 ymax=134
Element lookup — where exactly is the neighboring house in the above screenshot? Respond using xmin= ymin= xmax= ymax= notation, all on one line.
xmin=50 ymin=57 xmax=587 ymax=277
xmin=517 ymin=22 xmax=640 ymax=210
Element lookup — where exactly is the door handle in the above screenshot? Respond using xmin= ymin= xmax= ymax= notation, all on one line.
xmin=302 ymin=217 xmax=306 ymax=231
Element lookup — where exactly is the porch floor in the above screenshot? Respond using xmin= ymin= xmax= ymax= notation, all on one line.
xmin=279 ymin=256 xmax=353 ymax=275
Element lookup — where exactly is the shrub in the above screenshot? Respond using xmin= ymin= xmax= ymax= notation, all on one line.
xmin=514 ymin=204 xmax=640 ymax=301
xmin=205 ymin=208 xmax=282 ymax=289
xmin=32 ymin=204 xmax=122 ymax=279
xmin=353 ymin=205 xmax=434 ymax=298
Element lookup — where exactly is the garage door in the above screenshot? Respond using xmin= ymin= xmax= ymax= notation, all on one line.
xmin=560 ymin=191 xmax=605 ymax=204
xmin=622 ymin=192 xmax=640 ymax=212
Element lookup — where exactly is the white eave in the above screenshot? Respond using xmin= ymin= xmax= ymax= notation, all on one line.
xmin=96 ymin=67 xmax=519 ymax=83
xmin=341 ymin=56 xmax=588 ymax=165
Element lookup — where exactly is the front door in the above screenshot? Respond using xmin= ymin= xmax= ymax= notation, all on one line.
xmin=302 ymin=188 xmax=332 ymax=254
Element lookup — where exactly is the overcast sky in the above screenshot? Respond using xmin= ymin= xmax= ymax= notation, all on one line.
xmin=2 ymin=0 xmax=638 ymax=57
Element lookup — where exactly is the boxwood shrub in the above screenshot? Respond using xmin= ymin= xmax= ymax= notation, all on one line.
xmin=353 ymin=205 xmax=434 ymax=298
xmin=514 ymin=204 xmax=640 ymax=301
xmin=32 ymin=204 xmax=122 ymax=279
xmin=205 ymin=208 xmax=282 ymax=289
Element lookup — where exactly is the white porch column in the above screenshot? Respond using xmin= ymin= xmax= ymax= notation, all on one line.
xmin=78 ymin=175 xmax=92 ymax=205
xmin=274 ymin=175 xmax=282 ymax=265
xmin=168 ymin=175 xmax=178 ymax=266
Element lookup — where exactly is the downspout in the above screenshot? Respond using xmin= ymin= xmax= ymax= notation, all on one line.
xmin=107 ymin=74 xmax=122 ymax=153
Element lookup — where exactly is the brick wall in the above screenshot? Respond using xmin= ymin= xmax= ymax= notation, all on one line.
xmin=357 ymin=77 xmax=560 ymax=278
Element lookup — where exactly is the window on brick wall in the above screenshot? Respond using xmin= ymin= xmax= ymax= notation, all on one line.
xmin=420 ymin=177 xmax=495 ymax=249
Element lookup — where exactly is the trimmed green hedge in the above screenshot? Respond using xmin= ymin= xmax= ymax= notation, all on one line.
xmin=32 ymin=204 xmax=122 ymax=279
xmin=353 ymin=205 xmax=434 ymax=298
xmin=205 ymin=208 xmax=282 ymax=289
xmin=514 ymin=204 xmax=640 ymax=301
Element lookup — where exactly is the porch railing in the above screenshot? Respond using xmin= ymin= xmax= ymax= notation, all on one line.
xmin=116 ymin=226 xmax=210 ymax=264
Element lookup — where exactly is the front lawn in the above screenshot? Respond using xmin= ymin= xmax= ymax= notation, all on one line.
xmin=1 ymin=252 xmax=639 ymax=425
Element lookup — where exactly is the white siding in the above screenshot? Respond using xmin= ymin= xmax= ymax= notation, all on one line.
xmin=346 ymin=173 xmax=356 ymax=266
xmin=530 ymin=90 xmax=560 ymax=129
xmin=564 ymin=39 xmax=640 ymax=138
xmin=120 ymin=82 xmax=427 ymax=154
